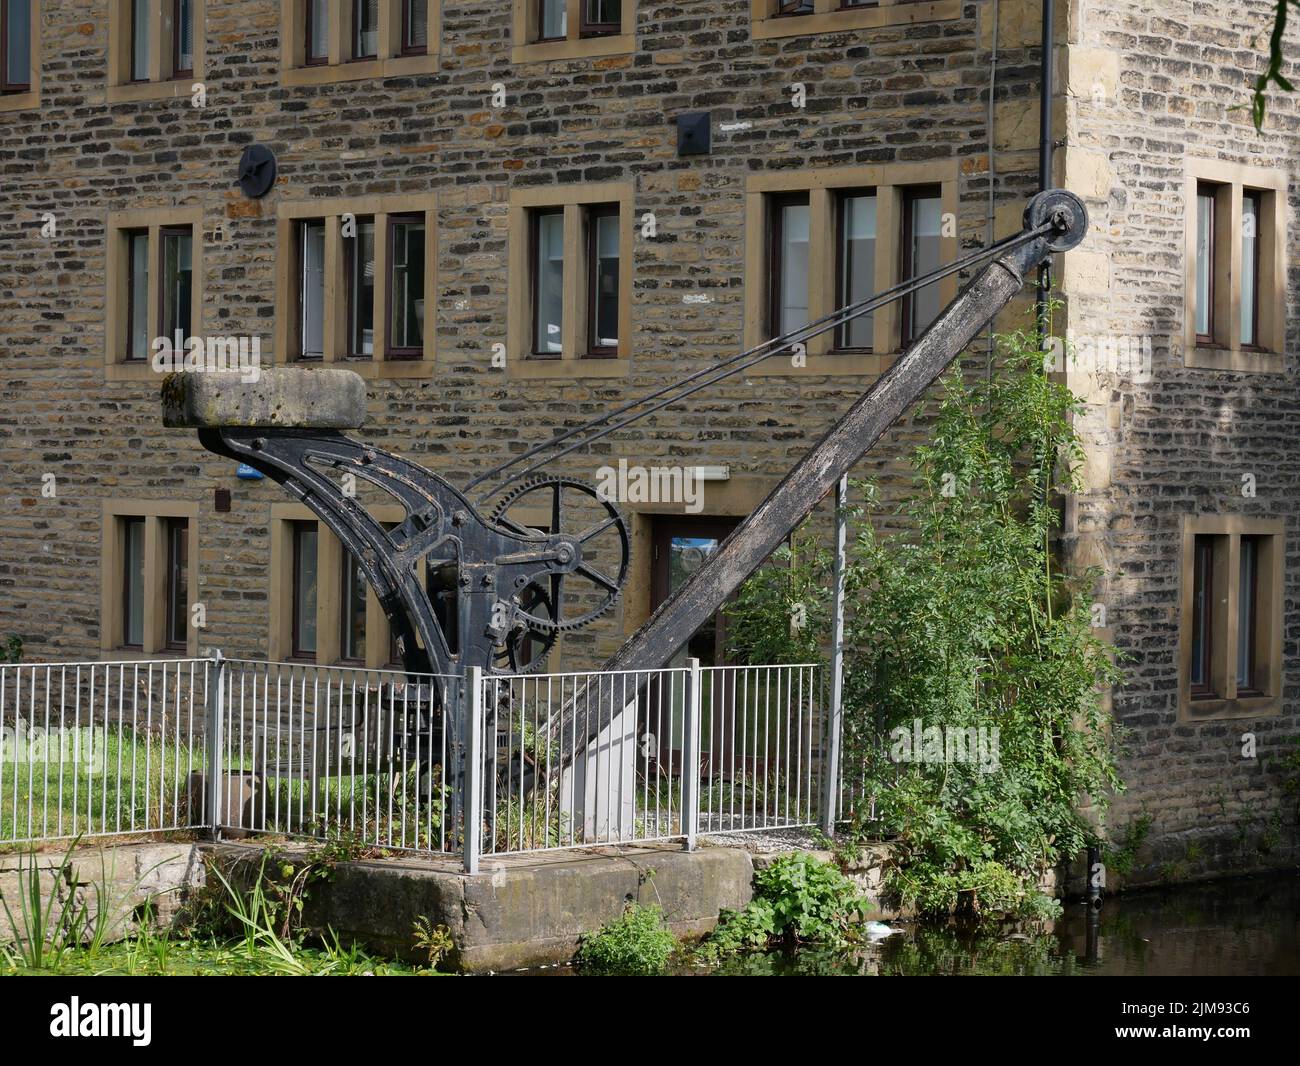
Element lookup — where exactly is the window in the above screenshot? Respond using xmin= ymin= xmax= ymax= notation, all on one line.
xmin=751 ymin=0 xmax=961 ymax=41
xmin=513 ymin=0 xmax=632 ymax=62
xmin=271 ymin=504 xmax=405 ymax=667
xmin=1184 ymin=160 xmax=1286 ymax=371
xmin=1 ymin=0 xmax=40 ymax=110
xmin=101 ymin=502 xmax=199 ymax=655
xmin=110 ymin=0 xmax=204 ymax=99
xmin=283 ymin=0 xmax=438 ymax=83
xmin=292 ymin=521 xmax=319 ymax=658
xmin=106 ymin=209 xmax=204 ymax=379
xmin=508 ymin=183 xmax=633 ymax=376
xmin=901 ymin=185 xmax=942 ymax=345
xmin=745 ymin=164 xmax=956 ymax=374
xmin=1180 ymin=517 xmax=1283 ymax=719
xmin=278 ymin=195 xmax=435 ymax=375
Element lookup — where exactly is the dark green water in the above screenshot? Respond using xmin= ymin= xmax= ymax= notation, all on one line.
xmin=704 ymin=873 xmax=1300 ymax=976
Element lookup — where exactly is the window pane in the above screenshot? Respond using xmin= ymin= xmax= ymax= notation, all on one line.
xmin=300 ymin=220 xmax=326 ymax=357
xmin=389 ymin=219 xmax=426 ymax=351
xmin=348 ymin=217 xmax=375 ymax=357
xmin=839 ymin=193 xmax=876 ymax=349
xmin=294 ymin=525 xmax=319 ymax=656
xmin=126 ymin=231 xmax=150 ymax=360
xmin=307 ymin=0 xmax=329 ymax=61
xmin=355 ymin=0 xmax=379 ymax=57
xmin=1190 ymin=535 xmax=1212 ymax=691
xmin=341 ymin=552 xmax=367 ymax=661
xmin=906 ymin=191 xmax=942 ymax=338
xmin=592 ymin=211 xmax=619 ymax=349
xmin=405 ymin=0 xmax=428 ymax=50
xmin=587 ymin=0 xmax=620 ymax=24
xmin=131 ymin=0 xmax=150 ymax=80
xmin=777 ymin=200 xmax=809 ymax=336
xmin=167 ymin=519 xmax=188 ymax=648
xmin=1237 ymin=538 xmax=1257 ymax=688
xmin=124 ymin=518 xmax=145 ymax=648
xmin=1241 ymin=193 xmax=1259 ymax=346
xmin=776 ymin=0 xmax=814 ymax=12
xmin=4 ymin=0 xmax=31 ymax=86
xmin=534 ymin=211 xmax=564 ymax=354
xmin=540 ymin=0 xmax=566 ymax=38
xmin=176 ymin=0 xmax=194 ymax=73
xmin=161 ymin=229 xmax=193 ymax=350
xmin=1195 ymin=190 xmax=1213 ymax=338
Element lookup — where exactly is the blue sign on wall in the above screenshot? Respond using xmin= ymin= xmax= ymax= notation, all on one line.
xmin=236 ymin=464 xmax=265 ymax=481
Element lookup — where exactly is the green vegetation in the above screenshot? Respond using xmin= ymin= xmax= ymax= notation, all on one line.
xmin=1 ymin=635 xmax=20 ymax=664
xmin=574 ymin=901 xmax=677 ymax=976
xmin=727 ymin=323 xmax=1122 ymax=920
xmin=702 ymin=853 xmax=867 ymax=957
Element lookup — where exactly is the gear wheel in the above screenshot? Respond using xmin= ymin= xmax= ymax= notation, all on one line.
xmin=489 ymin=474 xmax=631 ymax=634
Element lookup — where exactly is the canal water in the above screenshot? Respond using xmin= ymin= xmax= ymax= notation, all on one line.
xmin=700 ymin=872 xmax=1300 ymax=976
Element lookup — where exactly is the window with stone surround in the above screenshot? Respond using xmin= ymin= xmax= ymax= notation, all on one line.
xmin=1179 ymin=516 xmax=1283 ymax=720
xmin=107 ymin=0 xmax=204 ymax=102
xmin=105 ymin=207 xmax=204 ymax=382
xmin=101 ymin=501 xmax=200 ymax=657
xmin=744 ymin=163 xmax=957 ymax=377
xmin=512 ymin=0 xmax=633 ymax=63
xmin=1184 ymin=159 xmax=1286 ymax=373
xmin=0 ymin=0 xmax=39 ymax=111
xmin=750 ymin=0 xmax=961 ymax=41
xmin=507 ymin=183 xmax=633 ymax=379
xmin=276 ymin=194 xmax=435 ymax=378
xmin=281 ymin=0 xmax=438 ymax=84
xmin=270 ymin=504 xmax=403 ymax=668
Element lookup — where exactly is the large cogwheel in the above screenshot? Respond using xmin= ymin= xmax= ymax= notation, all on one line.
xmin=489 ymin=474 xmax=631 ymax=633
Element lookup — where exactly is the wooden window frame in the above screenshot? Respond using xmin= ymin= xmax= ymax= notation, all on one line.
xmin=529 ymin=207 xmax=564 ymax=358
xmin=105 ymin=207 xmax=204 ymax=382
xmin=399 ymin=0 xmax=428 ymax=55
xmin=834 ymin=188 xmax=876 ymax=353
xmin=1183 ymin=158 xmax=1286 ymax=372
xmin=290 ymin=520 xmax=319 ymax=660
xmin=385 ymin=213 xmax=426 ymax=360
xmin=158 ymin=224 xmax=194 ymax=352
xmin=1240 ymin=188 xmax=1263 ymax=352
xmin=585 ymin=204 xmax=620 ymax=358
xmin=512 ymin=0 xmax=633 ymax=63
xmin=900 ymin=183 xmax=943 ymax=347
xmin=744 ymin=163 xmax=957 ymax=377
xmin=109 ymin=0 xmax=205 ymax=101
xmin=296 ymin=217 xmax=326 ymax=361
xmin=1193 ymin=181 xmax=1217 ymax=346
xmin=304 ymin=0 xmax=329 ymax=65
xmin=766 ymin=192 xmax=810 ymax=343
xmin=100 ymin=500 xmax=200 ymax=658
xmin=351 ymin=0 xmax=379 ymax=60
xmin=164 ymin=517 xmax=190 ymax=651
xmin=282 ymin=0 xmax=439 ymax=84
xmin=122 ymin=228 xmax=150 ymax=362
xmin=270 ymin=503 xmax=406 ymax=668
xmin=1179 ymin=516 xmax=1284 ymax=720
xmin=507 ymin=182 xmax=633 ymax=379
xmin=0 ymin=0 xmax=37 ymax=110
xmin=536 ymin=0 xmax=565 ymax=41
xmin=172 ymin=0 xmax=194 ymax=79
xmin=344 ymin=214 xmax=376 ymax=360
xmin=751 ymin=0 xmax=961 ymax=42
xmin=277 ymin=194 xmax=436 ymax=378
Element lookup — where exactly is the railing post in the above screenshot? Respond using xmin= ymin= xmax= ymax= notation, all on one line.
xmin=205 ymin=651 xmax=227 ymax=841
xmin=681 ymin=658 xmax=702 ymax=851
xmin=821 ymin=475 xmax=848 ymax=835
xmin=463 ymin=665 xmax=483 ymax=875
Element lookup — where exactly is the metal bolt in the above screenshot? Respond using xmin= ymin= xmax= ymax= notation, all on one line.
xmin=452 ymin=510 xmax=468 ymax=526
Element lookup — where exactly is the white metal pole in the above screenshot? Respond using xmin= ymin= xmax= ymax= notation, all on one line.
xmin=682 ymin=658 xmax=702 ymax=851
xmin=205 ymin=651 xmax=226 ymax=840
xmin=463 ymin=666 xmax=483 ymax=874
xmin=822 ymin=476 xmax=848 ymax=834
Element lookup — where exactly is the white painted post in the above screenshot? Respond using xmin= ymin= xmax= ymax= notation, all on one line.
xmin=463 ymin=666 xmax=483 ymax=875
xmin=822 ymin=475 xmax=848 ymax=835
xmin=205 ymin=651 xmax=226 ymax=841
xmin=681 ymin=658 xmax=702 ymax=851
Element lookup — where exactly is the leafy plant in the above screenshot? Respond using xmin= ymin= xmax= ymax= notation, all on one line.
xmin=574 ymin=902 xmax=676 ymax=976
xmin=1 ymin=634 xmax=21 ymax=664
xmin=412 ymin=916 xmax=453 ymax=968
xmin=702 ymin=853 xmax=867 ymax=957
xmin=1104 ymin=813 xmax=1153 ymax=877
xmin=727 ymin=318 xmax=1123 ymax=919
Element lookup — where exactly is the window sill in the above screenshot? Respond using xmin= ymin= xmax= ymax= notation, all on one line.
xmin=751 ymin=0 xmax=961 ymax=40
xmin=0 ymin=88 xmax=39 ymax=113
xmin=508 ymin=357 xmax=630 ymax=380
xmin=98 ymin=646 xmax=200 ymax=662
xmin=282 ymin=52 xmax=439 ymax=86
xmin=1181 ymin=692 xmax=1281 ymax=721
xmin=106 ymin=79 xmax=203 ymax=104
xmin=1185 ymin=345 xmax=1285 ymax=373
xmin=512 ymin=34 xmax=635 ymax=64
xmin=747 ymin=351 xmax=893 ymax=377
xmin=105 ymin=361 xmax=164 ymax=383
xmin=336 ymin=358 xmax=432 ymax=380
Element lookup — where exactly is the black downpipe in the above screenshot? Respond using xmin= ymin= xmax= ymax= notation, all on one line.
xmin=1037 ymin=0 xmax=1055 ymax=342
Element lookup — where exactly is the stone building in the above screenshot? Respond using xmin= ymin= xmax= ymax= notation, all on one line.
xmin=0 ymin=0 xmax=1295 ymax=882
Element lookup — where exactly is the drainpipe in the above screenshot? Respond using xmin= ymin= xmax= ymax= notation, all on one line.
xmin=1036 ymin=0 xmax=1055 ymax=343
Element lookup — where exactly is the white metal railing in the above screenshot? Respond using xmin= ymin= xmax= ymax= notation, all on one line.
xmin=1 ymin=659 xmax=211 ymax=845
xmin=3 ymin=654 xmax=836 ymax=867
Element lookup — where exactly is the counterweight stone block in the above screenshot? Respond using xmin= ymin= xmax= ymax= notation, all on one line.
xmin=161 ymin=369 xmax=367 ymax=429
